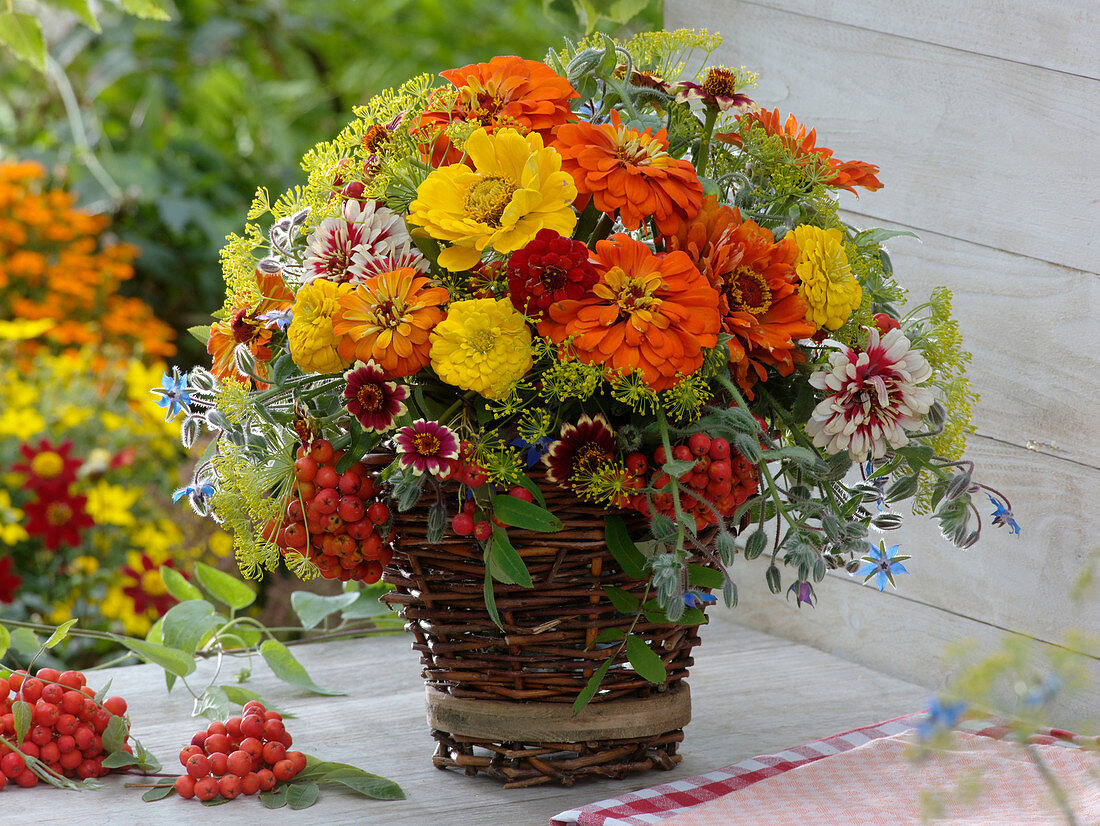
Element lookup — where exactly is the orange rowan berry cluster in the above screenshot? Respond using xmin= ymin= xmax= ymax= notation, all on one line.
xmin=0 ymin=667 xmax=131 ymax=790
xmin=173 ymin=701 xmax=305 ymax=802
xmin=264 ymin=439 xmax=394 ymax=583
xmin=0 ymin=160 xmax=175 ymax=358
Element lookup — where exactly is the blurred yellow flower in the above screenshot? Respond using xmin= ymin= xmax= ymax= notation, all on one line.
xmin=72 ymin=555 xmax=100 ymax=575
xmin=0 ymin=491 xmax=28 ymax=545
xmin=130 ymin=520 xmax=184 ymax=556
xmin=56 ymin=404 xmax=91 ymax=430
xmin=85 ymin=481 xmax=141 ymax=527
xmin=100 ymin=585 xmax=152 ymax=636
xmin=0 ymin=319 xmax=55 ymax=340
xmin=0 ymin=409 xmax=45 ymax=438
xmin=209 ymin=530 xmax=233 ymax=558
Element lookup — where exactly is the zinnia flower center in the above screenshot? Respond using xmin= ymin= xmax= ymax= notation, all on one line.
xmin=727 ymin=267 xmax=773 ymax=316
xmin=468 ymin=328 xmax=497 ymax=354
xmin=612 ymin=130 xmax=668 ymax=166
xmin=413 ymin=433 xmax=442 ymax=456
xmin=30 ymin=452 xmax=63 ymax=478
xmin=572 ymin=442 xmax=609 ymax=476
xmin=372 ymin=297 xmax=407 ymax=329
xmin=603 ymin=267 xmax=662 ymax=318
xmin=465 ymin=176 xmax=516 ymax=226
xmin=356 ymin=382 xmax=384 ymax=411
xmin=702 ymin=68 xmax=739 ymax=98
xmin=362 ymin=124 xmax=389 ymax=153
xmin=46 ymin=502 xmax=72 ymax=526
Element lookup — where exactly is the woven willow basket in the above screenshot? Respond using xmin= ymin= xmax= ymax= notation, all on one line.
xmin=376 ymin=457 xmax=711 ymax=788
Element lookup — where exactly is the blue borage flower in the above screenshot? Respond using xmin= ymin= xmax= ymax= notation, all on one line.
xmin=258 ymin=308 xmax=293 ymax=331
xmin=173 ymin=481 xmax=216 ymax=516
xmin=988 ymin=494 xmax=1020 ymax=535
xmin=509 ymin=435 xmax=553 ymax=468
xmin=786 ymin=580 xmax=815 ymax=607
xmin=917 ymin=696 xmax=967 ymax=741
xmin=682 ymin=590 xmax=717 ymax=609
xmin=152 ymin=368 xmax=191 ymax=422
xmin=857 ymin=540 xmax=910 ymax=592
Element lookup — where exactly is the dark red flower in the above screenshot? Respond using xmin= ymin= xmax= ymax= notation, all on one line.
xmin=342 ymin=360 xmax=409 ymax=433
xmin=122 ymin=554 xmax=180 ymax=616
xmin=506 ymin=229 xmax=598 ymax=318
xmin=23 ymin=491 xmax=94 ymax=550
xmin=543 ymin=414 xmax=617 ymax=489
xmin=11 ymin=438 xmax=82 ymax=494
xmin=0 ymin=556 xmax=21 ymax=603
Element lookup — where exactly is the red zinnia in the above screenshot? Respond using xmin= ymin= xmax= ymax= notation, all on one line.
xmin=23 ymin=491 xmax=94 ymax=550
xmin=506 ymin=229 xmax=598 ymax=318
xmin=0 ymin=556 xmax=21 ymax=603
xmin=543 ymin=414 xmax=617 ymax=490
xmin=121 ymin=554 xmax=181 ymax=616
xmin=12 ymin=438 xmax=82 ymax=494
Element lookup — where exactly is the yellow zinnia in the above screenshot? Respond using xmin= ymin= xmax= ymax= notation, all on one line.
xmin=288 ymin=278 xmax=354 ymax=374
xmin=407 ymin=127 xmax=578 ymax=271
xmin=792 ymin=225 xmax=862 ymax=331
xmin=430 ymin=298 xmax=533 ymax=399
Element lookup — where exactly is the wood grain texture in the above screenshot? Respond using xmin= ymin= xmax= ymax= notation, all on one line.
xmin=844 ymin=215 xmax=1100 ymax=469
xmin=0 ymin=629 xmax=928 ymax=825
xmin=725 ymin=0 xmax=1100 ymax=79
xmin=667 ymin=0 xmax=1100 ymax=273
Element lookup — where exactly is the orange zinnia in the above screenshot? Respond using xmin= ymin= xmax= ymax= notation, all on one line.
xmin=419 ymin=56 xmax=578 ymax=166
xmin=719 ymin=109 xmax=882 ymax=195
xmin=332 ymin=268 xmax=448 ymax=379
xmin=207 ymin=270 xmax=294 ymax=384
xmin=665 ymin=197 xmax=816 ymax=395
xmin=539 ymin=234 xmax=720 ymax=391
xmin=553 ymin=112 xmax=704 ymax=236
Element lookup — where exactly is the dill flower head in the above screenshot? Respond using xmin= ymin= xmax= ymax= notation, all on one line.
xmin=287 ymin=278 xmax=354 ymax=374
xmin=429 ymin=297 xmax=534 ymax=399
xmin=791 ymin=225 xmax=862 ymax=331
xmin=406 ymin=127 xmax=578 ymax=272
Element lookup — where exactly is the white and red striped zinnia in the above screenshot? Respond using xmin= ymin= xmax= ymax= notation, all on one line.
xmin=806 ymin=327 xmax=934 ymax=461
xmin=304 ymin=199 xmax=425 ymax=283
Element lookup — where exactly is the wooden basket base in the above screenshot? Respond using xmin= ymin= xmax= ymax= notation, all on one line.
xmin=425 ymin=684 xmax=690 ymax=787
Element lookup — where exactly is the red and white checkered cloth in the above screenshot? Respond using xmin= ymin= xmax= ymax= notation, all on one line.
xmin=550 ymin=714 xmax=1098 ymax=826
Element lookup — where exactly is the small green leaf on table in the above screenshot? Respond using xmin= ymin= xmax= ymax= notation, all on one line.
xmin=286 ymin=781 xmax=320 ymax=809
xmin=102 ymin=714 xmax=129 ymax=753
xmin=142 ymin=785 xmax=174 ymax=802
xmin=194 ymin=562 xmax=256 ymax=610
xmin=490 ymin=494 xmax=563 ymax=532
xmin=101 ymin=751 xmax=138 ymax=769
xmin=573 ymin=657 xmax=613 ymax=715
xmin=260 ymin=787 xmax=289 ymax=808
xmin=160 ymin=565 xmax=202 ymax=601
xmin=259 ymin=640 xmax=344 ymax=696
xmin=220 ymin=685 xmax=295 ymax=717
xmin=625 ymin=634 xmax=667 ymax=684
xmin=291 ymin=591 xmax=359 ymax=630
xmin=297 ymin=757 xmax=405 ymax=800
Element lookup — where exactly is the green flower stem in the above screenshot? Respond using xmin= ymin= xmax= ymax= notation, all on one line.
xmin=694 ymin=106 xmax=719 ymax=178
xmin=438 ymin=390 xmax=479 ymax=425
xmin=655 ymin=406 xmax=686 ymax=555
xmin=587 ymin=212 xmax=614 ymax=248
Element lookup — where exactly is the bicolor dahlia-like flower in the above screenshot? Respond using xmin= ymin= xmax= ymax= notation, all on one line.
xmin=553 ymin=111 xmax=704 ymax=236
xmin=207 ymin=269 xmax=294 ymax=383
xmin=12 ymin=438 xmax=82 ymax=494
xmin=719 ymin=109 xmax=883 ymax=195
xmin=539 ymin=234 xmax=721 ymax=391
xmin=505 ymin=229 xmax=598 ymax=317
xmin=419 ymin=56 xmax=578 ymax=165
xmin=287 ymin=277 xmax=355 ymax=374
xmin=429 ymin=298 xmax=534 ymax=399
xmin=304 ymin=199 xmax=423 ymax=283
xmin=407 ymin=127 xmax=578 ymax=271
xmin=792 ymin=225 xmax=862 ymax=332
xmin=333 ymin=268 xmax=449 ymax=378
xmin=665 ymin=197 xmax=816 ymax=395
xmin=673 ymin=66 xmax=754 ymax=112
xmin=342 ymin=360 xmax=409 ymax=433
xmin=543 ymin=414 xmax=617 ymax=489
xmin=0 ymin=555 xmax=20 ymax=603
xmin=23 ymin=491 xmax=94 ymax=550
xmin=394 ymin=420 xmax=460 ymax=476
xmin=806 ymin=327 xmax=935 ymax=461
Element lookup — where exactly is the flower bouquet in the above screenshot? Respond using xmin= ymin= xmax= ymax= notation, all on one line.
xmin=166 ymin=30 xmax=1016 ymax=784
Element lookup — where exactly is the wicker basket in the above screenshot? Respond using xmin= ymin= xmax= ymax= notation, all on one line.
xmin=378 ymin=459 xmax=711 ymax=787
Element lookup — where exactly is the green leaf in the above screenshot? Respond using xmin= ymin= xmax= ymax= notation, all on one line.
xmin=102 ymin=714 xmax=129 ymax=753
xmin=142 ymin=785 xmax=174 ymax=802
xmin=482 ymin=555 xmax=502 ymax=629
xmin=601 ymin=586 xmax=639 ymax=614
xmin=220 ymin=686 xmax=295 ymax=718
xmin=118 ymin=0 xmax=171 ymax=20
xmin=625 ymin=634 xmax=667 ymax=684
xmin=101 ymin=751 xmax=138 ymax=769
xmin=114 ymin=637 xmax=196 ymax=677
xmin=490 ymin=494 xmax=562 ymax=533
xmin=259 ymin=640 xmax=344 ymax=696
xmin=339 ymin=585 xmax=394 ymax=620
xmin=296 ymin=758 xmax=404 ymax=799
xmin=0 ymin=624 xmax=9 ymax=660
xmin=511 ymin=472 xmax=547 ymax=509
xmin=651 ymin=514 xmax=677 ymax=545
xmin=286 ymin=781 xmax=320 ymax=809
xmin=260 ymin=787 xmax=289 ymax=808
xmin=196 ymin=686 xmax=231 ymax=721
xmin=160 ymin=565 xmax=202 ymax=602
xmin=855 ymin=227 xmax=920 ymax=246
xmin=592 ymin=628 xmax=625 ymax=645
xmin=290 ymin=591 xmax=359 ymax=630
xmin=0 ymin=13 xmax=46 ymax=72
xmin=8 ymin=627 xmax=38 ymax=658
xmin=573 ymin=657 xmax=612 ymax=714
xmin=687 ymin=564 xmax=724 ymax=590
xmin=660 ymin=458 xmax=696 ymax=479
xmin=41 ymin=0 xmax=100 ymax=31
xmin=161 ymin=600 xmax=216 ymax=655
xmin=194 ymin=562 xmax=255 ymax=610
xmin=487 ymin=527 xmax=533 ymax=588
xmin=43 ymin=619 xmax=78 ymax=649
xmin=885 ymin=475 xmax=920 ymax=503
xmin=603 ymin=515 xmax=646 ymax=580
xmin=13 ymin=699 xmax=31 ymax=744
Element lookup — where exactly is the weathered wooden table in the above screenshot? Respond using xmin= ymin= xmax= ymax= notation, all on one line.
xmin=2 ymin=612 xmax=928 ymax=825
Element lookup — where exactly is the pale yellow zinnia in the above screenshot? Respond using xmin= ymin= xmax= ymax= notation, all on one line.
xmin=792 ymin=225 xmax=862 ymax=331
xmin=287 ymin=278 xmax=354 ymax=374
xmin=407 ymin=127 xmax=578 ymax=271
xmin=430 ymin=298 xmax=533 ymax=399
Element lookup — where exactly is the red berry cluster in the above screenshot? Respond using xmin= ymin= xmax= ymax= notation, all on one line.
xmin=265 ymin=439 xmax=393 ymax=583
xmin=624 ymin=434 xmax=760 ymax=530
xmin=174 ymin=701 xmax=306 ymax=802
xmin=0 ymin=667 xmax=131 ymax=790
xmin=450 ymin=486 xmax=533 ymax=541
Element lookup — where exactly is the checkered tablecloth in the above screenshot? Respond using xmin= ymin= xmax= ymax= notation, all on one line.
xmin=550 ymin=714 xmax=1098 ymax=826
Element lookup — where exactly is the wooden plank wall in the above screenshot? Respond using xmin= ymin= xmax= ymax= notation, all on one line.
xmin=665 ymin=0 xmax=1100 ymax=727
